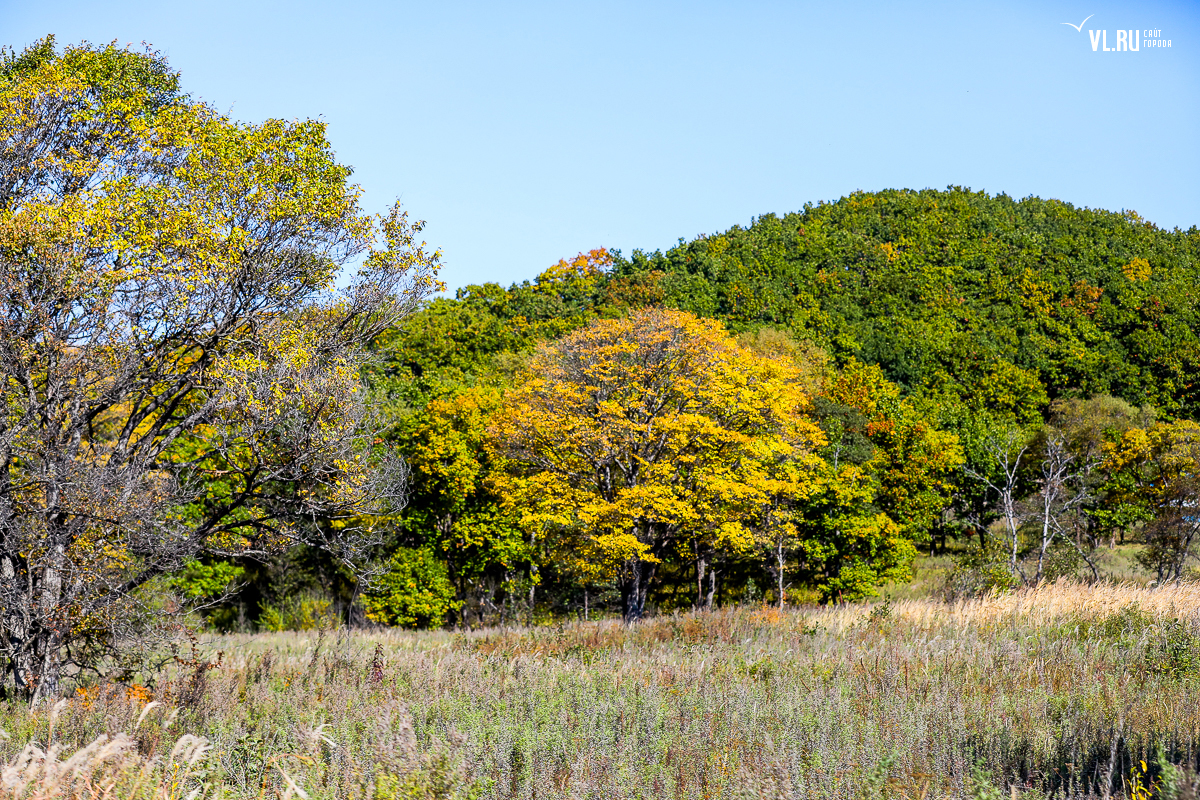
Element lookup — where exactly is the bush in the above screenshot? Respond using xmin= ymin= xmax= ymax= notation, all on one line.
xmin=170 ymin=560 xmax=246 ymax=600
xmin=1077 ymin=603 xmax=1156 ymax=642
xmin=944 ymin=538 xmax=1020 ymax=599
xmin=257 ymin=592 xmax=340 ymax=632
xmin=1146 ymin=619 xmax=1200 ymax=679
xmin=362 ymin=547 xmax=462 ymax=629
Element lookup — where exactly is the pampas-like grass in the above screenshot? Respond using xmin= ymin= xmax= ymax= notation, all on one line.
xmin=3 ymin=581 xmax=1200 ymax=799
xmin=0 ymin=731 xmax=204 ymax=799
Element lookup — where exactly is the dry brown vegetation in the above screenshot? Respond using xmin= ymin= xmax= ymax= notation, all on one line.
xmin=4 ymin=582 xmax=1200 ymax=799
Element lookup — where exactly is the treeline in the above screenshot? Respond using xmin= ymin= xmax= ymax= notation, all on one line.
xmin=192 ymin=188 xmax=1200 ymax=628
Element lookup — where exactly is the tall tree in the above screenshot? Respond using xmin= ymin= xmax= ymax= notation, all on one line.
xmin=796 ymin=360 xmax=963 ymax=600
xmin=1023 ymin=396 xmax=1153 ymax=583
xmin=0 ymin=39 xmax=439 ymax=702
xmin=491 ymin=308 xmax=825 ymax=620
xmin=395 ymin=386 xmax=530 ymax=625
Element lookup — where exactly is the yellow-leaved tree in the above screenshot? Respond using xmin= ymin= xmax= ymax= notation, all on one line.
xmin=1103 ymin=419 xmax=1200 ymax=584
xmin=0 ymin=39 xmax=439 ymax=703
xmin=490 ymin=308 xmax=825 ymax=620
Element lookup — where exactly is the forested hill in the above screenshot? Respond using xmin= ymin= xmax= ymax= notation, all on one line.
xmin=610 ymin=188 xmax=1200 ymax=421
xmin=386 ymin=187 xmax=1200 ymax=424
xmin=274 ymin=188 xmax=1200 ymax=623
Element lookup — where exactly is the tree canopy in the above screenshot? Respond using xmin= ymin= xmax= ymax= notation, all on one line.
xmin=615 ymin=189 xmax=1200 ymax=420
xmin=12 ymin=36 xmax=1197 ymax=639
xmin=0 ymin=38 xmax=438 ymax=702
xmin=351 ymin=188 xmax=1200 ymax=623
xmin=490 ymin=308 xmax=827 ymax=620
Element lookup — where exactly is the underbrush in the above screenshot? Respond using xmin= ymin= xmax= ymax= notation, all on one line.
xmin=4 ymin=582 xmax=1200 ymax=799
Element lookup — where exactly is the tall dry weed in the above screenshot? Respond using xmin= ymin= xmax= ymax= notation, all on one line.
xmin=2 ymin=582 xmax=1200 ymax=798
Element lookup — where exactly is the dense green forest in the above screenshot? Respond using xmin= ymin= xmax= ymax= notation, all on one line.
xmin=198 ymin=188 xmax=1200 ymax=629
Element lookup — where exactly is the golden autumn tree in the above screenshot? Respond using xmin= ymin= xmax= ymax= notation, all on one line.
xmin=1103 ymin=420 xmax=1200 ymax=584
xmin=0 ymin=39 xmax=439 ymax=703
xmin=490 ymin=308 xmax=825 ymax=621
xmin=382 ymin=386 xmax=531 ymax=626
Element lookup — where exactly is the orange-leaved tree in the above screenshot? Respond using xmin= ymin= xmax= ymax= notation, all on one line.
xmin=490 ymin=308 xmax=825 ymax=620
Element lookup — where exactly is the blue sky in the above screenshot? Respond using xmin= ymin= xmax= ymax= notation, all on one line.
xmin=4 ymin=0 xmax=1198 ymax=291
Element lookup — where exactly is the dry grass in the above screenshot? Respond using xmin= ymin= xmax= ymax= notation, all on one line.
xmin=4 ymin=582 xmax=1200 ymax=799
xmin=1 ymin=725 xmax=212 ymax=800
xmin=890 ymin=579 xmax=1200 ymax=628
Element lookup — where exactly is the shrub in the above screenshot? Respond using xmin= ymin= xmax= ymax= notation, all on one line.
xmin=257 ymin=592 xmax=340 ymax=632
xmin=362 ymin=547 xmax=462 ymax=629
xmin=944 ymin=538 xmax=1020 ymax=599
xmin=1146 ymin=619 xmax=1200 ymax=678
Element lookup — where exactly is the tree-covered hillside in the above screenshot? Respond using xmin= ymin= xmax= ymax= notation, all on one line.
xmin=616 ymin=188 xmax=1200 ymax=420
xmin=203 ymin=188 xmax=1200 ymax=628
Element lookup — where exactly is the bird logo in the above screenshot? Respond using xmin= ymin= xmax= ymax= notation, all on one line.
xmin=1061 ymin=14 xmax=1094 ymax=32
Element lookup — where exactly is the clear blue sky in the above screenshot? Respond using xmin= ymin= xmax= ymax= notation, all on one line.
xmin=4 ymin=0 xmax=1198 ymax=291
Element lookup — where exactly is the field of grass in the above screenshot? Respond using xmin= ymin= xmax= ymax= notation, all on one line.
xmin=4 ymin=582 xmax=1200 ymax=799
xmin=878 ymin=545 xmax=1157 ymax=603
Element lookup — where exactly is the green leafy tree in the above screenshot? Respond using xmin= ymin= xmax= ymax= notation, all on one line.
xmin=396 ymin=386 xmax=531 ymax=625
xmin=794 ymin=460 xmax=911 ymax=603
xmin=613 ymin=188 xmax=1200 ymax=419
xmin=1023 ymin=396 xmax=1155 ymax=582
xmin=1103 ymin=420 xmax=1200 ymax=583
xmin=793 ymin=360 xmax=963 ymax=601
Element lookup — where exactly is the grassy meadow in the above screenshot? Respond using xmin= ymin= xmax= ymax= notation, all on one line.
xmin=4 ymin=583 xmax=1200 ymax=799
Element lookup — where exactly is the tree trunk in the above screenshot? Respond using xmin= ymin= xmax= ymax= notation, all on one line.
xmin=30 ymin=630 xmax=62 ymax=707
xmin=26 ymin=534 xmax=66 ymax=706
xmin=621 ymin=559 xmax=656 ymax=622
xmin=704 ymin=566 xmax=717 ymax=611
xmin=973 ymin=495 xmax=990 ymax=555
xmin=1174 ymin=520 xmax=1199 ymax=585
xmin=776 ymin=539 xmax=786 ymax=609
xmin=621 ymin=560 xmax=638 ymax=621
xmin=1035 ymin=491 xmax=1054 ymax=584
xmin=528 ymin=583 xmax=536 ymax=626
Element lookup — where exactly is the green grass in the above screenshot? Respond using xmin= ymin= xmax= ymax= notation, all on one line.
xmin=4 ymin=583 xmax=1200 ymax=799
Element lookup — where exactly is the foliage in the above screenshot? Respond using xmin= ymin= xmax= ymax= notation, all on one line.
xmin=614 ymin=188 xmax=1200 ymax=421
xmin=491 ymin=308 xmax=827 ymax=619
xmin=822 ymin=360 xmax=964 ymax=541
xmin=945 ymin=536 xmax=1022 ymax=599
xmin=355 ymin=186 xmax=1200 ymax=616
xmin=792 ymin=464 xmax=911 ymax=602
xmin=169 ymin=560 xmax=245 ymax=600
xmin=367 ymin=249 xmax=612 ymax=411
xmin=393 ymin=387 xmax=530 ymax=625
xmin=1145 ymin=619 xmax=1200 ymax=679
xmin=1104 ymin=420 xmax=1200 ymax=583
xmin=757 ymin=359 xmax=962 ymax=602
xmin=0 ymin=38 xmax=438 ymax=702
xmin=257 ymin=592 xmax=340 ymax=633
xmin=1045 ymin=395 xmax=1156 ymax=550
xmin=361 ymin=546 xmax=462 ymax=629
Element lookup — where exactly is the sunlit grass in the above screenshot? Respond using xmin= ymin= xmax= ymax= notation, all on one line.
xmin=3 ymin=582 xmax=1200 ymax=798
